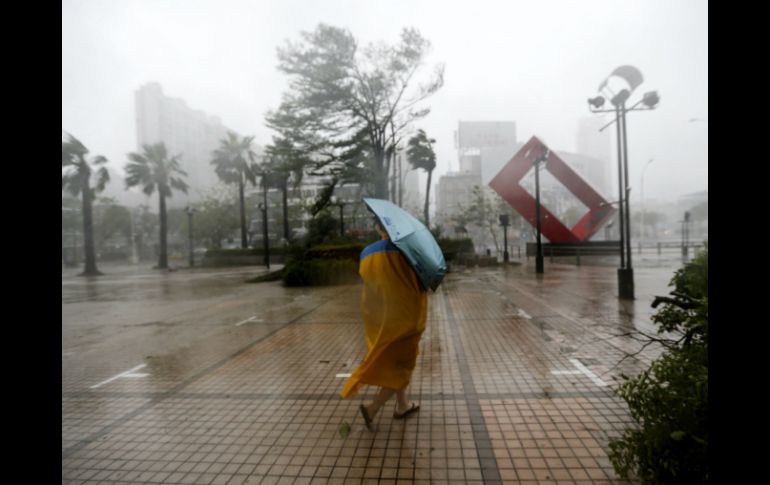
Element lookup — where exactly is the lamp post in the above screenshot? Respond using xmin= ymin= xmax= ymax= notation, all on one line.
xmin=258 ymin=202 xmax=270 ymax=270
xmin=184 ymin=206 xmax=196 ymax=267
xmin=255 ymin=170 xmax=271 ymax=270
xmin=588 ymin=65 xmax=660 ymax=299
xmin=533 ymin=145 xmax=550 ymax=274
xmin=499 ymin=214 xmax=510 ymax=263
xmin=681 ymin=211 xmax=691 ymax=258
xmin=640 ymin=159 xmax=654 ymax=242
xmin=331 ymin=195 xmax=346 ymax=237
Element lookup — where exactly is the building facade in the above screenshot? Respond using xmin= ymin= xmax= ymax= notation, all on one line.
xmin=135 ymin=82 xmax=240 ymax=207
xmin=455 ymin=121 xmax=520 ymax=186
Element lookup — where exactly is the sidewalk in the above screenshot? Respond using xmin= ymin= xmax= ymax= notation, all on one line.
xmin=63 ymin=261 xmax=679 ymax=484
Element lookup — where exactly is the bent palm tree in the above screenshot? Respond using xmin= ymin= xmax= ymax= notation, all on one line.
xmin=406 ymin=129 xmax=437 ymax=227
xmin=62 ymin=133 xmax=110 ymax=276
xmin=124 ymin=143 xmax=189 ymax=269
xmin=211 ymin=132 xmax=258 ymax=248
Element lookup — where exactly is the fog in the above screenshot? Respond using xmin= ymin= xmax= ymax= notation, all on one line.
xmin=62 ymin=0 xmax=707 ymax=205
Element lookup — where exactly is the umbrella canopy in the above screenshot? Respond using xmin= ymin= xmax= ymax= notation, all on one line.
xmin=363 ymin=198 xmax=447 ymax=292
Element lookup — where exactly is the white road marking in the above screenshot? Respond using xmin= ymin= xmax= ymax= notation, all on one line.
xmin=551 ymin=370 xmax=583 ymax=375
xmin=517 ymin=309 xmax=533 ymax=319
xmin=569 ymin=358 xmax=608 ymax=387
xmin=90 ymin=364 xmax=148 ymax=389
xmin=335 ymin=373 xmax=352 ymax=378
xmin=235 ymin=316 xmax=263 ymax=326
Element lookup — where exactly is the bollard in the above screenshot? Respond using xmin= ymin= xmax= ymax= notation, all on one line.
xmin=576 ymin=248 xmax=581 ymax=266
xmin=550 ymin=246 xmax=554 ymax=263
xmin=518 ymin=246 xmax=521 ymax=259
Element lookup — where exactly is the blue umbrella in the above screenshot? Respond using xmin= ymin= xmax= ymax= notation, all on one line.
xmin=363 ymin=198 xmax=447 ymax=292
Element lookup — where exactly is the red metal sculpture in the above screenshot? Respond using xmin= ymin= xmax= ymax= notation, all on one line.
xmin=489 ymin=136 xmax=616 ymax=243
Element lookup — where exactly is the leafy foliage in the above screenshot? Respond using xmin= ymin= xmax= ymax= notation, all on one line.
xmin=124 ymin=142 xmax=189 ymax=268
xmin=282 ymin=258 xmax=359 ymax=287
xmin=62 ymin=133 xmax=111 ymax=275
xmin=406 ymin=129 xmax=436 ymax=225
xmin=266 ymin=24 xmax=444 ymax=199
xmin=609 ymin=242 xmax=708 ymax=484
xmin=307 ymin=211 xmax=340 ymax=246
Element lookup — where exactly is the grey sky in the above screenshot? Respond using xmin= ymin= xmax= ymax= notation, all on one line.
xmin=62 ymin=0 xmax=707 ymax=204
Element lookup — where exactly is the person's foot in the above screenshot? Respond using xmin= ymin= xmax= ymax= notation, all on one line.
xmin=359 ymin=404 xmax=375 ymax=431
xmin=393 ymin=402 xmax=420 ymax=419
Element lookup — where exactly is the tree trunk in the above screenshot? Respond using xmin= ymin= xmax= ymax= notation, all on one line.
xmin=390 ymin=150 xmax=397 ymax=203
xmin=424 ymin=169 xmax=433 ymax=228
xmin=80 ymin=181 xmax=102 ymax=276
xmin=488 ymin=223 xmax=500 ymax=252
xmin=374 ymin=148 xmax=388 ymax=199
xmin=158 ymin=193 xmax=168 ymax=269
xmin=239 ymin=177 xmax=248 ymax=248
xmin=398 ymin=155 xmax=403 ymax=207
xmin=282 ymin=179 xmax=289 ymax=241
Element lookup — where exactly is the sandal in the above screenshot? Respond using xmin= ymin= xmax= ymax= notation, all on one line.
xmin=393 ymin=403 xmax=420 ymax=419
xmin=359 ymin=404 xmax=375 ymax=431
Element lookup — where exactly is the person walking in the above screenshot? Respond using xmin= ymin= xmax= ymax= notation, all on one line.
xmin=340 ymin=216 xmax=428 ymax=431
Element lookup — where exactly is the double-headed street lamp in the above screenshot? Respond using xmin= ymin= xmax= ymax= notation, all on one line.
xmin=588 ymin=65 xmax=660 ymax=299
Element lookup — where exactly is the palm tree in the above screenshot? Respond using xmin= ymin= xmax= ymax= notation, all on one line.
xmin=211 ymin=132 xmax=258 ymax=248
xmin=124 ymin=142 xmax=189 ymax=269
xmin=62 ymin=133 xmax=110 ymax=276
xmin=406 ymin=129 xmax=437 ymax=227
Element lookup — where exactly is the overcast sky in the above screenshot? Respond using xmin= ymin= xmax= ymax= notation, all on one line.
xmin=62 ymin=0 xmax=707 ymax=204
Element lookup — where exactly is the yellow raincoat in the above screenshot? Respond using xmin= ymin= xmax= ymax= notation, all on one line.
xmin=340 ymin=238 xmax=428 ymax=398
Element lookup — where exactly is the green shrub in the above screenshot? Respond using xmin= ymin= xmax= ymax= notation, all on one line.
xmin=437 ymin=237 xmax=475 ymax=262
xmin=609 ymin=242 xmax=708 ymax=484
xmin=307 ymin=211 xmax=339 ymax=246
xmin=203 ymin=248 xmax=258 ymax=258
xmin=282 ymin=258 xmax=359 ymax=287
xmin=304 ymin=243 xmax=367 ymax=262
xmin=245 ymin=269 xmax=285 ymax=283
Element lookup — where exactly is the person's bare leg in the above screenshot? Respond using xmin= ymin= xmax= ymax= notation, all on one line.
xmin=395 ymin=386 xmax=409 ymax=414
xmin=366 ymin=387 xmax=396 ymax=419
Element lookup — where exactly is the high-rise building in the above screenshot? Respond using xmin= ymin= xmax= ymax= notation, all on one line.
xmin=435 ymin=171 xmax=482 ymax=228
xmin=135 ymin=82 xmax=239 ymax=207
xmin=401 ymin=157 xmax=423 ymax=215
xmin=455 ymin=121 xmax=520 ymax=185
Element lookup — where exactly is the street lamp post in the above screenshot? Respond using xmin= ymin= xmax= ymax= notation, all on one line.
xmin=640 ymin=159 xmax=654 ymax=242
xmin=499 ymin=214 xmax=510 ymax=263
xmin=533 ymin=146 xmax=549 ymax=274
xmin=258 ymin=201 xmax=270 ymax=270
xmin=331 ymin=196 xmax=346 ymax=237
xmin=588 ymin=65 xmax=660 ymax=299
xmin=185 ymin=206 xmax=196 ymax=267
xmin=255 ymin=170 xmax=271 ymax=270
xmin=682 ymin=211 xmax=691 ymax=258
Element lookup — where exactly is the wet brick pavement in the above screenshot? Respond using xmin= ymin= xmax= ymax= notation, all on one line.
xmin=62 ymin=257 xmax=690 ymax=484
